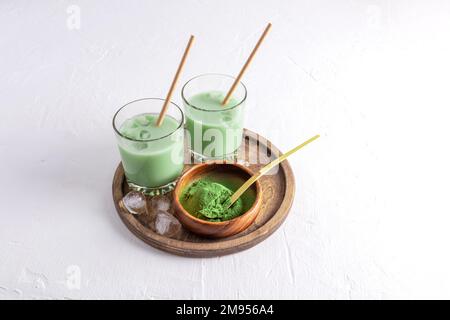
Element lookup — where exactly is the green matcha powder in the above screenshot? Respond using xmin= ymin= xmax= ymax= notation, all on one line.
xmin=180 ymin=180 xmax=244 ymax=222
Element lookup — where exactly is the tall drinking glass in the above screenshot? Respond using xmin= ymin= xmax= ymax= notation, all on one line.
xmin=182 ymin=74 xmax=247 ymax=160
xmin=113 ymin=98 xmax=184 ymax=195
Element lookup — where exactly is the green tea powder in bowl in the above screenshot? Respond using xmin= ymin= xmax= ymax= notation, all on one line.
xmin=180 ymin=180 xmax=244 ymax=222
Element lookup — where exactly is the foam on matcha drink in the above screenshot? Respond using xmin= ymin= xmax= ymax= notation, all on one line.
xmin=118 ymin=113 xmax=183 ymax=189
xmin=185 ymin=91 xmax=244 ymax=158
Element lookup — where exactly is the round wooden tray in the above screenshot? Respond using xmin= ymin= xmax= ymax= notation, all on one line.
xmin=112 ymin=129 xmax=295 ymax=257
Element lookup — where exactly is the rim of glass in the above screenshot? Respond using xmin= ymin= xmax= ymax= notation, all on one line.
xmin=181 ymin=73 xmax=247 ymax=112
xmin=112 ymin=97 xmax=184 ymax=142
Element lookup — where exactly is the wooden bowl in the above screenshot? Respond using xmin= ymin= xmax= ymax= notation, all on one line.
xmin=173 ymin=162 xmax=262 ymax=238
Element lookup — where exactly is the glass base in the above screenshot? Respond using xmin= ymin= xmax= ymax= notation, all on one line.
xmin=126 ymin=179 xmax=177 ymax=196
xmin=189 ymin=149 xmax=239 ymax=163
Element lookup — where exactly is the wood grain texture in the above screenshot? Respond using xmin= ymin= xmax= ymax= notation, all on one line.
xmin=112 ymin=129 xmax=295 ymax=257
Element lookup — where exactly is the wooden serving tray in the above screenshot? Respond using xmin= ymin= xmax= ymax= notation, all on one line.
xmin=112 ymin=129 xmax=295 ymax=257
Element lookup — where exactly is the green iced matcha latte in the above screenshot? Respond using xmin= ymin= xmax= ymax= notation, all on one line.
xmin=185 ymin=90 xmax=244 ymax=159
xmin=117 ymin=113 xmax=183 ymax=188
xmin=113 ymin=98 xmax=184 ymax=195
xmin=180 ymin=180 xmax=244 ymax=222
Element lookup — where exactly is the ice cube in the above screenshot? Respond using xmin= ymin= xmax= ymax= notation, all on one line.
xmin=139 ymin=129 xmax=151 ymax=140
xmin=121 ymin=191 xmax=147 ymax=215
xmin=133 ymin=141 xmax=148 ymax=150
xmin=221 ymin=113 xmax=232 ymax=122
xmin=152 ymin=210 xmax=181 ymax=237
xmin=148 ymin=195 xmax=172 ymax=212
xmin=136 ymin=116 xmax=150 ymax=126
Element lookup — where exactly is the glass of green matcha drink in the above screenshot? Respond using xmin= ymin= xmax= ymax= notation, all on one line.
xmin=113 ymin=98 xmax=184 ymax=195
xmin=182 ymin=74 xmax=247 ymax=160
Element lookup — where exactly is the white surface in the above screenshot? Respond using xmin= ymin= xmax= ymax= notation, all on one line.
xmin=1 ymin=0 xmax=450 ymax=299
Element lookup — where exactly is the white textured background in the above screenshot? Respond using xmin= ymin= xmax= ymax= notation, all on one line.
xmin=1 ymin=0 xmax=450 ymax=299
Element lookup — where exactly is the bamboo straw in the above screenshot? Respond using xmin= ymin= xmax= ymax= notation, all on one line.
xmin=156 ymin=35 xmax=195 ymax=126
xmin=221 ymin=23 xmax=272 ymax=106
xmin=226 ymin=134 xmax=320 ymax=209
